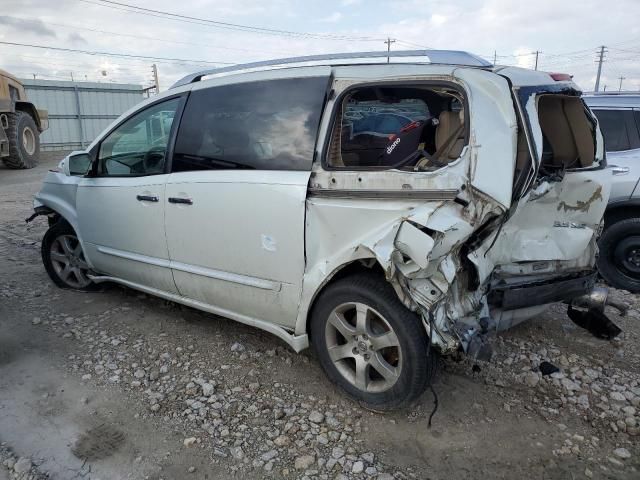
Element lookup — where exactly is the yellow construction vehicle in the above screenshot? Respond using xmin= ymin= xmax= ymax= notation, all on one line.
xmin=0 ymin=69 xmax=48 ymax=169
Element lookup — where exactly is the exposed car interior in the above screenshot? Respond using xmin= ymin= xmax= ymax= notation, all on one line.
xmin=537 ymin=94 xmax=596 ymax=170
xmin=327 ymin=86 xmax=467 ymax=170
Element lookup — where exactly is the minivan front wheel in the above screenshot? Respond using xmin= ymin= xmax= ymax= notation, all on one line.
xmin=310 ymin=274 xmax=435 ymax=410
xmin=42 ymin=222 xmax=93 ymax=290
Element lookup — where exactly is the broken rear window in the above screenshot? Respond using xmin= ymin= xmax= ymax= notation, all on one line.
xmin=326 ymin=86 xmax=467 ymax=170
xmin=537 ymin=94 xmax=597 ymax=170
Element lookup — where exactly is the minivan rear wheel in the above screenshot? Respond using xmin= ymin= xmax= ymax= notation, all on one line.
xmin=42 ymin=222 xmax=94 ymax=290
xmin=310 ymin=273 xmax=436 ymax=410
xmin=598 ymin=218 xmax=640 ymax=293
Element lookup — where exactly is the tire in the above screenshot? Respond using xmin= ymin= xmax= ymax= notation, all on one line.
xmin=2 ymin=111 xmax=40 ymax=169
xmin=41 ymin=221 xmax=94 ymax=290
xmin=310 ymin=273 xmax=436 ymax=410
xmin=598 ymin=217 xmax=640 ymax=293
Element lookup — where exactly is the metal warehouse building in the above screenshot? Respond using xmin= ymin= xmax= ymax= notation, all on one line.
xmin=21 ymin=79 xmax=145 ymax=151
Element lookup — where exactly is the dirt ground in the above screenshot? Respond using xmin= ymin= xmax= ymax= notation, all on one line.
xmin=0 ymin=152 xmax=638 ymax=480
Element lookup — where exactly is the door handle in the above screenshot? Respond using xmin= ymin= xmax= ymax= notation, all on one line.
xmin=168 ymin=197 xmax=193 ymax=205
xmin=136 ymin=194 xmax=159 ymax=202
xmin=611 ymin=165 xmax=630 ymax=176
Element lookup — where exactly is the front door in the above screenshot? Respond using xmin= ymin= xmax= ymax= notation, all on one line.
xmin=164 ymin=73 xmax=329 ymax=327
xmin=76 ymin=96 xmax=182 ymax=293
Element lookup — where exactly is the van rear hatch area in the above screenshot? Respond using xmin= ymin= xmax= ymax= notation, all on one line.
xmin=478 ymin=71 xmax=616 ymax=347
xmin=512 ymin=82 xmax=604 ymax=177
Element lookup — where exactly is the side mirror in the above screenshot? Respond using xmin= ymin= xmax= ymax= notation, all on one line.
xmin=64 ymin=152 xmax=92 ymax=176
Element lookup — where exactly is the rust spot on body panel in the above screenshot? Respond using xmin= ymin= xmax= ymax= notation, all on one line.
xmin=557 ymin=186 xmax=603 ymax=213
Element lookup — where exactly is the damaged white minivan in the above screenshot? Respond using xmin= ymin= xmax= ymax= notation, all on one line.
xmin=31 ymin=50 xmax=613 ymax=409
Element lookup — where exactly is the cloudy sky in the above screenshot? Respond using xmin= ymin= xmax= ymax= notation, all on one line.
xmin=1 ymin=0 xmax=639 ymax=92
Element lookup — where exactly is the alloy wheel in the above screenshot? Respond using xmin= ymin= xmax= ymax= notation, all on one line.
xmin=49 ymin=234 xmax=92 ymax=288
xmin=324 ymin=302 xmax=402 ymax=393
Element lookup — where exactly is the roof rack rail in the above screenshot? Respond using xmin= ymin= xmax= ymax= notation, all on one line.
xmin=170 ymin=49 xmax=492 ymax=89
xmin=583 ymin=91 xmax=640 ymax=96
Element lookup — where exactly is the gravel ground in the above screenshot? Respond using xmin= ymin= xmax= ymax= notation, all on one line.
xmin=0 ymin=152 xmax=638 ymax=479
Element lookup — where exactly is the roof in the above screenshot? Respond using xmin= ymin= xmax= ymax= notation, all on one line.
xmin=583 ymin=93 xmax=640 ymax=108
xmin=171 ymin=49 xmax=493 ymax=89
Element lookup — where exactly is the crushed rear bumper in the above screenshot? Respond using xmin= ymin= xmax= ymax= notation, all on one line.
xmin=488 ymin=271 xmax=597 ymax=310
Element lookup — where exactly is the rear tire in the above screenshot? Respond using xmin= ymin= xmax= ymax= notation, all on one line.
xmin=42 ymin=221 xmax=94 ymax=290
xmin=310 ymin=273 xmax=436 ymax=410
xmin=2 ymin=111 xmax=40 ymax=169
xmin=598 ymin=217 xmax=640 ymax=293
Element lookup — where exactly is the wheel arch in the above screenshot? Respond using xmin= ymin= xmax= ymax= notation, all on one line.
xmin=296 ymin=257 xmax=388 ymax=339
xmin=604 ymin=199 xmax=640 ymax=228
xmin=38 ymin=201 xmax=98 ymax=273
xmin=34 ymin=195 xmax=80 ymax=232
xmin=14 ymin=102 xmax=42 ymax=130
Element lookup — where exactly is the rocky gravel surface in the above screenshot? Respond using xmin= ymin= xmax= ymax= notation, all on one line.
xmin=1 ymin=445 xmax=47 ymax=480
xmin=0 ymin=153 xmax=638 ymax=479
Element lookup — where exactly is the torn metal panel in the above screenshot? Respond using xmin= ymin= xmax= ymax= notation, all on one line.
xmin=394 ymin=222 xmax=435 ymax=270
xmin=299 ymin=191 xmax=496 ymax=353
xmin=481 ymin=169 xmax=611 ymax=267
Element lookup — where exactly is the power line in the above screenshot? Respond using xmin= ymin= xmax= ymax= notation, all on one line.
xmin=0 ymin=53 xmax=160 ymax=71
xmin=394 ymin=39 xmax=434 ymax=49
xmin=78 ymin=0 xmax=386 ymax=42
xmin=1 ymin=15 xmax=295 ymax=58
xmin=0 ymin=41 xmax=234 ymax=66
xmin=609 ymin=46 xmax=640 ymax=55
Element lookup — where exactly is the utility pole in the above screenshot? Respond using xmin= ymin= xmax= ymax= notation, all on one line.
xmin=534 ymin=51 xmax=540 ymax=70
xmin=618 ymin=75 xmax=625 ymax=91
xmin=70 ymin=71 xmax=74 ymax=82
xmin=152 ymin=64 xmax=160 ymax=93
xmin=594 ymin=45 xmax=606 ymax=92
xmin=384 ymin=37 xmax=396 ymax=63
xmin=493 ymin=50 xmax=497 ymax=65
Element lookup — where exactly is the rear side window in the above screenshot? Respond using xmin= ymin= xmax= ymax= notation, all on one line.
xmin=172 ymin=76 xmax=328 ymax=172
xmin=592 ymin=109 xmax=640 ymax=152
xmin=326 ymin=85 xmax=466 ymax=170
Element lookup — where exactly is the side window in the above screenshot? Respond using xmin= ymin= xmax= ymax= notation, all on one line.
xmin=326 ymin=86 xmax=466 ymax=170
xmin=172 ymin=76 xmax=328 ymax=172
xmin=593 ymin=109 xmax=640 ymax=152
xmin=98 ymin=98 xmax=180 ymax=176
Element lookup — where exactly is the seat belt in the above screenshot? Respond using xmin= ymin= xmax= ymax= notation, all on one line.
xmin=414 ymin=123 xmax=464 ymax=170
